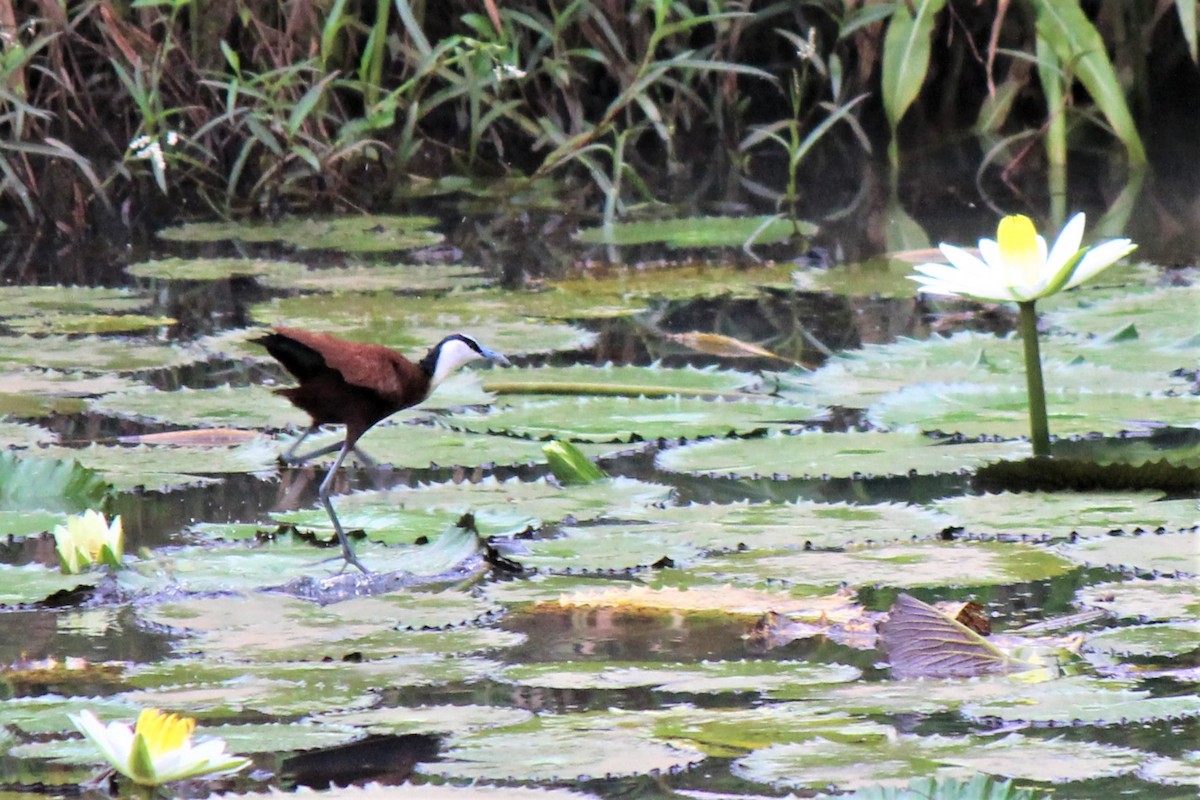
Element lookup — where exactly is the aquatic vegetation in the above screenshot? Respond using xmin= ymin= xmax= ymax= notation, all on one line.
xmin=70 ymin=708 xmax=250 ymax=786
xmin=910 ymin=213 xmax=1137 ymax=456
xmin=52 ymin=510 xmax=123 ymax=574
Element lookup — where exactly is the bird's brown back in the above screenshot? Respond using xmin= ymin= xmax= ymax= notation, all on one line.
xmin=269 ymin=327 xmax=431 ymax=408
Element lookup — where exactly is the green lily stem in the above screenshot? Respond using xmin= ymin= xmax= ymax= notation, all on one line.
xmin=1017 ymin=300 xmax=1051 ymax=457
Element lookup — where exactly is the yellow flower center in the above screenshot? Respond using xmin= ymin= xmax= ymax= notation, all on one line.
xmin=996 ymin=214 xmax=1042 ymax=285
xmin=135 ymin=709 xmax=195 ymax=758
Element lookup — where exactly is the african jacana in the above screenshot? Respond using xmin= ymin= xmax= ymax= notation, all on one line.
xmin=254 ymin=326 xmax=510 ymax=572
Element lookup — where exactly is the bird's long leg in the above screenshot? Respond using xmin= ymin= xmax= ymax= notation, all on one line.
xmin=318 ymin=440 xmax=369 ymax=573
xmin=283 ymin=426 xmax=378 ymax=468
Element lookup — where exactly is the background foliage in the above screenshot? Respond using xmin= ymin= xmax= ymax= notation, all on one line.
xmin=1 ymin=0 xmax=1196 ymax=231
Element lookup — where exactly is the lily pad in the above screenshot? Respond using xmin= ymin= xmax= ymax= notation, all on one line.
xmin=655 ymin=430 xmax=1031 ymax=478
xmin=0 ymin=420 xmax=56 ymax=448
xmin=928 ymin=491 xmax=1200 ymax=540
xmin=732 ymin=731 xmax=1146 ymax=791
xmin=573 ymin=215 xmax=815 ymax=248
xmin=313 ymin=704 xmax=534 ymax=735
xmin=688 ymin=539 xmax=1076 ymax=593
xmin=125 ymin=257 xmax=309 ymax=282
xmin=1075 ymin=578 xmax=1200 ymax=621
xmin=548 ymin=260 xmax=802 ymax=308
xmin=0 ymin=335 xmax=206 ymax=372
xmin=868 ymin=384 xmax=1200 ymax=438
xmin=445 ymin=395 xmax=820 ymax=443
xmin=258 ymin=263 xmax=490 ymax=293
xmin=191 ymin=721 xmax=362 ymax=754
xmin=158 ymin=214 xmax=444 ymax=252
xmin=249 ymin=291 xmax=597 ymax=355
xmin=0 ymin=369 xmax=138 ymax=397
xmin=481 ymin=362 xmax=767 ymax=398
xmin=0 ymin=563 xmax=106 ymax=606
xmin=88 ymin=384 xmax=309 ymax=429
xmin=1046 ymin=285 xmax=1200 ymax=340
xmin=137 ymin=590 xmax=514 ymax=662
xmin=495 ymin=659 xmax=860 ymax=694
xmin=276 ymin=477 xmax=673 ymax=545
xmin=23 ymin=440 xmax=280 ymax=492
xmin=417 ymin=710 xmax=706 ymax=782
xmin=0 ymin=286 xmax=150 ymax=318
xmin=3 ymin=312 xmax=176 ymax=335
xmin=1057 ymin=530 xmax=1198 ymax=576
xmin=1084 ymin=621 xmax=1200 ymax=658
xmin=959 ymin=674 xmax=1200 ymax=725
xmin=793 ymin=256 xmax=922 ymax=298
xmin=123 ymin=657 xmax=501 ymax=717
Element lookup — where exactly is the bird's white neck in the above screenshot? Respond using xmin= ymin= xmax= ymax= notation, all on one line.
xmin=429 ymin=338 xmax=485 ymax=388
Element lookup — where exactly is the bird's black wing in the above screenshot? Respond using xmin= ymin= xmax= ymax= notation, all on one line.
xmin=252 ymin=332 xmax=331 ymax=382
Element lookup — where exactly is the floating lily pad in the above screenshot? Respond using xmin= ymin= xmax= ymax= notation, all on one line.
xmin=227 ymin=782 xmax=602 ymax=800
xmin=0 ymin=391 xmax=85 ymax=419
xmin=733 ymin=730 xmax=1145 ymax=791
xmin=138 ymin=590 xmax=512 ymax=662
xmin=0 ymin=451 xmax=111 ymax=514
xmin=22 ymin=439 xmax=279 ymax=492
xmin=277 ymin=477 xmax=673 ymax=545
xmin=126 ymin=257 xmax=309 ymax=282
xmin=481 ymin=362 xmax=767 ymax=398
xmin=1138 ymin=750 xmax=1200 ymax=788
xmin=807 ymin=675 xmax=1019 ymax=716
xmin=123 ymin=657 xmax=502 ymax=717
xmin=446 ymin=395 xmax=819 ymax=443
xmin=1076 ymin=578 xmax=1200 ymax=621
xmin=0 ymin=286 xmax=150 ymax=318
xmin=258 ymin=263 xmax=489 ymax=293
xmin=1046 ymin=285 xmax=1200 ymax=340
xmin=1084 ymin=621 xmax=1200 ymax=658
xmin=1057 ymin=530 xmax=1198 ymax=576
xmin=868 ymin=384 xmax=1200 ymax=438
xmin=655 ymin=430 xmax=1030 ymax=479
xmin=960 ymin=674 xmax=1200 ymax=725
xmin=118 ymin=525 xmax=487 ymax=596
xmin=0 ymin=369 xmax=137 ymax=397
xmin=417 ymin=710 xmax=706 ymax=782
xmin=0 ymin=420 xmax=56 ymax=448
xmin=250 ymin=291 xmax=597 ymax=355
xmin=803 ymin=358 xmax=1190 ymax=408
xmin=574 ymin=215 xmax=815 ymax=248
xmin=793 ymin=257 xmax=922 ymax=298
xmin=495 ymin=659 xmax=859 ymax=694
xmin=192 ymin=721 xmax=362 ymax=754
xmin=929 ymin=491 xmax=1200 ymax=540
xmin=824 ymin=774 xmax=1051 ymax=800
xmin=3 ymin=312 xmax=176 ymax=335
xmin=633 ymin=500 xmax=945 ymax=550
xmin=314 ymin=704 xmax=534 ymax=735
xmin=0 ymin=695 xmax=140 ymax=736
xmin=688 ymin=539 xmax=1076 ymax=593
xmin=0 ymin=563 xmax=106 ymax=606
xmin=650 ymin=703 xmax=891 ymax=758
xmin=158 ymin=214 xmax=444 ymax=252
xmin=548 ymin=260 xmax=801 ymax=309
xmin=276 ymin=422 xmax=625 ymax=472
xmin=89 ymin=384 xmax=309 ymax=429
xmin=511 ymin=524 xmax=707 ymax=572
xmin=0 ymin=335 xmax=206 ymax=372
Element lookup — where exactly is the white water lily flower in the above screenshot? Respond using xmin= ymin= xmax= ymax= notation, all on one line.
xmin=52 ymin=510 xmax=123 ymax=573
xmin=71 ymin=708 xmax=251 ymax=787
xmin=909 ymin=212 xmax=1137 ymax=302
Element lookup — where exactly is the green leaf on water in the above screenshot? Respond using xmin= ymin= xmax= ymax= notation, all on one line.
xmin=250 ymin=291 xmax=598 ymax=355
xmin=417 ymin=709 xmax=706 ymax=782
xmin=687 ymin=539 xmax=1077 ymax=593
xmin=573 ymin=215 xmax=815 ymax=248
xmin=1084 ymin=621 xmax=1200 ymax=658
xmin=1057 ymin=530 xmax=1198 ymax=576
xmin=313 ymin=704 xmax=534 ymax=736
xmin=0 ymin=286 xmax=150 ymax=318
xmin=1076 ymin=578 xmax=1200 ymax=622
xmin=929 ymin=491 xmax=1200 ymax=540
xmin=445 ymin=395 xmax=821 ymax=443
xmin=793 ymin=257 xmax=924 ymax=298
xmin=126 ymin=257 xmax=309 ymax=282
xmin=868 ymin=384 xmax=1200 ymax=438
xmin=482 ymin=362 xmax=768 ymax=398
xmin=258 ymin=262 xmax=490 ymax=293
xmin=158 ymin=214 xmax=444 ymax=252
xmin=4 ymin=312 xmax=177 ymax=335
xmin=0 ymin=335 xmax=206 ymax=372
xmin=1045 ymin=285 xmax=1200 ymax=340
xmin=89 ymin=384 xmax=309 ymax=429
xmin=960 ymin=674 xmax=1200 ymax=725
xmin=0 ymin=451 xmax=111 ymax=514
xmin=0 ymin=420 xmax=56 ymax=448
xmin=495 ymin=659 xmax=860 ymax=694
xmin=655 ymin=430 xmax=1030 ymax=479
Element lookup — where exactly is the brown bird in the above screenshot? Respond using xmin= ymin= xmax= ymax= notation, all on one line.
xmin=254 ymin=326 xmax=510 ymax=572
